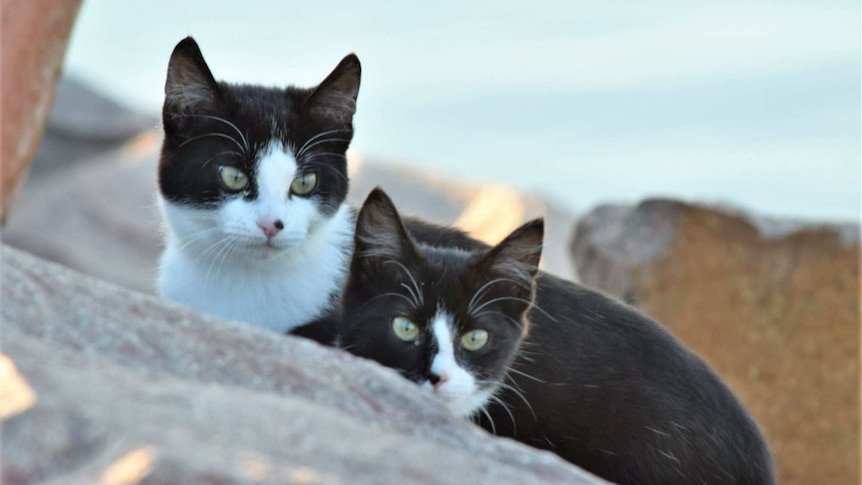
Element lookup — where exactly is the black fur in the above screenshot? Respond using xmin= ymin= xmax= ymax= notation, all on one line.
xmin=339 ymin=189 xmax=776 ymax=485
xmin=158 ymin=37 xmax=358 ymax=216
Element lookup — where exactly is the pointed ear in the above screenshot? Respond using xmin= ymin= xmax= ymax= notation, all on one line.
xmin=307 ymin=53 xmax=361 ymax=124
xmin=353 ymin=187 xmax=414 ymax=263
xmin=481 ymin=218 xmax=544 ymax=286
xmin=164 ymin=37 xmax=222 ymax=115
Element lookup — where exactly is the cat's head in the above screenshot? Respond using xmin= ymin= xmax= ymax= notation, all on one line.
xmin=339 ymin=188 xmax=544 ymax=418
xmin=158 ymin=37 xmax=359 ymax=262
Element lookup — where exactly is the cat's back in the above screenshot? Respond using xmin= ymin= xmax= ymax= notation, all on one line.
xmin=487 ymin=274 xmax=776 ymax=485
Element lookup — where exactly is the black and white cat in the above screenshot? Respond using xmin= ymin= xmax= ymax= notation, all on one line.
xmin=339 ymin=188 xmax=776 ymax=485
xmin=157 ymin=37 xmax=358 ymax=336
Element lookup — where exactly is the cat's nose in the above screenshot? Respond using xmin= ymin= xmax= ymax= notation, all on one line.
xmin=258 ymin=219 xmax=284 ymax=239
xmin=429 ymin=372 xmax=449 ymax=389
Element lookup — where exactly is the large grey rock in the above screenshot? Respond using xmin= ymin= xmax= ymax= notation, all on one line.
xmin=1 ymin=245 xmax=606 ymax=484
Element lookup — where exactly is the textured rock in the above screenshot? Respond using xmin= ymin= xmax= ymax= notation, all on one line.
xmin=571 ymin=200 xmax=860 ymax=485
xmin=0 ymin=0 xmax=82 ymax=221
xmin=1 ymin=245 xmax=606 ymax=485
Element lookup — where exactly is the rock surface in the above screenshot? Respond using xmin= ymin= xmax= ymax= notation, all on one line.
xmin=571 ymin=200 xmax=860 ymax=485
xmin=0 ymin=0 xmax=82 ymax=221
xmin=1 ymin=245 xmax=606 ymax=485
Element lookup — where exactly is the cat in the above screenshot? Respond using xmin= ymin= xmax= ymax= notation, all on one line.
xmin=156 ymin=37 xmax=482 ymax=341
xmin=156 ymin=37 xmax=359 ymax=337
xmin=338 ymin=188 xmax=776 ymax=485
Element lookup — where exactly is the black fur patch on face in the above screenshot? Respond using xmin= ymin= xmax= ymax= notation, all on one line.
xmin=339 ymin=188 xmax=543 ymax=390
xmin=158 ymin=37 xmax=360 ymax=215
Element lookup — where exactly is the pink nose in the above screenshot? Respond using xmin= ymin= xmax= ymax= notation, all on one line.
xmin=432 ymin=373 xmax=449 ymax=390
xmin=258 ymin=219 xmax=284 ymax=239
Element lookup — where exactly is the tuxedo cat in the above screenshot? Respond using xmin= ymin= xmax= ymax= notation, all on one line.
xmin=339 ymin=189 xmax=776 ymax=485
xmin=157 ymin=37 xmax=358 ymax=335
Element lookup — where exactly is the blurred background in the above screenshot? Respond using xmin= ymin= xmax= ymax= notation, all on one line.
xmin=62 ymin=0 xmax=861 ymax=221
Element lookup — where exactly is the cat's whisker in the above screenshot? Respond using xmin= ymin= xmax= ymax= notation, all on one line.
xmin=486 ymin=394 xmax=517 ymax=434
xmin=472 ymin=296 xmax=558 ymax=323
xmin=496 ymin=377 xmax=537 ymax=421
xmin=180 ymin=114 xmax=250 ymax=153
xmin=174 ymin=227 xmax=223 ymax=253
xmin=295 ymin=134 xmax=352 ymax=159
xmin=467 ymin=278 xmax=517 ymax=314
xmin=473 ymin=310 xmax=525 ymax=330
xmin=383 ymin=260 xmax=424 ymax=307
xmin=295 ymin=129 xmax=350 ymax=158
xmin=356 ymin=291 xmax=414 ymax=313
xmin=505 ymin=366 xmax=547 ymax=384
xmin=477 ymin=405 xmax=497 ymax=435
xmin=179 ymin=131 xmax=246 ymax=154
xmin=200 ymin=150 xmax=242 ymax=168
xmin=399 ymin=283 xmax=421 ymax=309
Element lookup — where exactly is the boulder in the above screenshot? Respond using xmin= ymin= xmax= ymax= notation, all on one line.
xmin=1 ymin=245 xmax=606 ymax=485
xmin=571 ymin=200 xmax=860 ymax=485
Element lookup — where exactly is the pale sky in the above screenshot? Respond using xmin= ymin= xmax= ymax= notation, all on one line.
xmin=64 ymin=0 xmax=861 ymax=221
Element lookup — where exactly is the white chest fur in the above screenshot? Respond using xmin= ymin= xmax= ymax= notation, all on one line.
xmin=158 ymin=203 xmax=354 ymax=333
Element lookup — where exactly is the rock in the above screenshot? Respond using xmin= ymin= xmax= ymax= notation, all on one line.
xmin=571 ymin=200 xmax=860 ymax=485
xmin=0 ymin=0 xmax=83 ymax=221
xmin=1 ymin=245 xmax=607 ymax=484
xmin=27 ymin=77 xmax=158 ymax=179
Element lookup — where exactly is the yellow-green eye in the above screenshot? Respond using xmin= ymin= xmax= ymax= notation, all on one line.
xmin=290 ymin=173 xmax=317 ymax=196
xmin=460 ymin=330 xmax=489 ymax=351
xmin=218 ymin=166 xmax=249 ymax=191
xmin=392 ymin=316 xmax=419 ymax=342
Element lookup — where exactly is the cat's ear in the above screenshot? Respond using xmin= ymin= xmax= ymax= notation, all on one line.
xmin=306 ymin=54 xmax=361 ymax=124
xmin=164 ymin=37 xmax=222 ymax=115
xmin=481 ymin=218 xmax=544 ymax=286
xmin=353 ymin=187 xmax=415 ymax=263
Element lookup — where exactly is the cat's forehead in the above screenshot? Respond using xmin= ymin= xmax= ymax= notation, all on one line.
xmin=221 ymin=84 xmax=308 ymax=146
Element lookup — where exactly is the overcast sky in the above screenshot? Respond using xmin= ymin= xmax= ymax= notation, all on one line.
xmin=64 ymin=1 xmax=861 ymax=221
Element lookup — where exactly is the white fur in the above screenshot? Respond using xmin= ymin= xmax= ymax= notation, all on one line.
xmin=424 ymin=309 xmax=494 ymax=417
xmin=157 ymin=143 xmax=353 ymax=333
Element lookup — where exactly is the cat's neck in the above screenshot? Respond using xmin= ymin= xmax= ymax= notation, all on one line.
xmin=158 ymin=203 xmax=355 ymax=332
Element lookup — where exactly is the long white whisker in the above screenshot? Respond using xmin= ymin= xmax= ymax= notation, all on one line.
xmin=486 ymin=394 xmax=517 ymax=434
xmin=296 ymin=129 xmax=351 ymax=158
xmin=505 ymin=366 xmax=547 ymax=384
xmin=384 ymin=260 xmax=424 ymax=307
xmin=472 ymin=296 xmax=558 ymax=323
xmin=467 ymin=278 xmax=513 ymax=313
xmin=179 ymin=132 xmax=246 ymax=153
xmin=182 ymin=114 xmax=249 ymax=152
xmin=200 ymin=150 xmax=242 ymax=168
xmin=296 ymin=137 xmax=352 ymax=158
xmin=477 ymin=406 xmax=497 ymax=435
xmin=497 ymin=377 xmax=537 ymax=420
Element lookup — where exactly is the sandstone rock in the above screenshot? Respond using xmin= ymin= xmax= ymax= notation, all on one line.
xmin=571 ymin=200 xmax=860 ymax=485
xmin=1 ymin=0 xmax=82 ymax=221
xmin=1 ymin=245 xmax=606 ymax=485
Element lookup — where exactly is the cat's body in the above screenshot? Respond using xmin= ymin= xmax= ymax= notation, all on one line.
xmin=156 ymin=37 xmax=359 ymax=334
xmin=340 ymin=190 xmax=776 ymax=485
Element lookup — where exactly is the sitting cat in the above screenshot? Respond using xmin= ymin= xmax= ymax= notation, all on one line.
xmin=156 ymin=37 xmax=359 ymax=336
xmin=339 ymin=188 xmax=776 ymax=485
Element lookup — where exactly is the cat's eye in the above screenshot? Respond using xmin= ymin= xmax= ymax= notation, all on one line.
xmin=218 ymin=166 xmax=249 ymax=191
xmin=392 ymin=316 xmax=419 ymax=342
xmin=290 ymin=173 xmax=318 ymax=196
xmin=460 ymin=330 xmax=489 ymax=351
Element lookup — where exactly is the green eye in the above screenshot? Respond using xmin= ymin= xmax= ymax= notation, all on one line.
xmin=392 ymin=316 xmax=419 ymax=342
xmin=218 ymin=166 xmax=249 ymax=191
xmin=290 ymin=172 xmax=318 ymax=196
xmin=460 ymin=330 xmax=489 ymax=351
